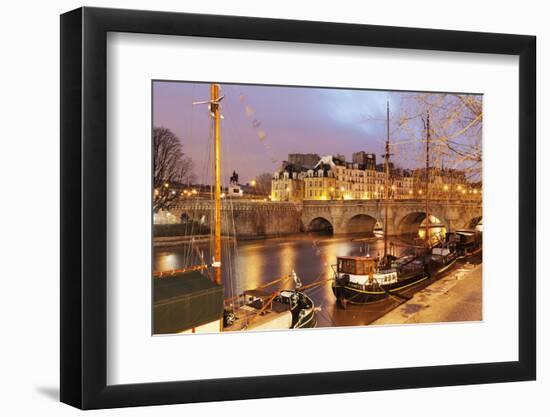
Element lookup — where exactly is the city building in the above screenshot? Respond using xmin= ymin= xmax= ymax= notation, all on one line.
xmin=271 ymin=153 xmax=480 ymax=202
xmin=271 ymin=162 xmax=308 ymax=201
xmin=411 ymin=167 xmax=480 ymax=199
xmin=352 ymin=151 xmax=376 ymax=170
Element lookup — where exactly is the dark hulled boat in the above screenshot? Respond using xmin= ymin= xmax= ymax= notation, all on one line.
xmin=332 ymin=255 xmax=429 ymax=307
xmin=451 ymin=229 xmax=482 ymax=257
xmin=429 ymin=242 xmax=459 ymax=274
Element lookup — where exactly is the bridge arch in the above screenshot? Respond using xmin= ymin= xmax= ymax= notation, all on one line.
xmin=396 ymin=212 xmax=447 ymax=241
xmin=345 ymin=214 xmax=378 ymax=235
xmin=307 ymin=217 xmax=334 ymax=235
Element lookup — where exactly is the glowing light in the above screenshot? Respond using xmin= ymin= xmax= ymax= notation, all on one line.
xmin=164 ymin=183 xmax=169 ymax=188
xmin=409 ymin=190 xmax=413 ymax=194
xmin=286 ymin=187 xmax=290 ymax=192
xmin=221 ymin=193 xmax=226 ymax=198
xmin=419 ymin=190 xmax=423 ymax=194
xmin=443 ymin=185 xmax=449 ymax=191
xmin=250 ymin=180 xmax=257 ymax=187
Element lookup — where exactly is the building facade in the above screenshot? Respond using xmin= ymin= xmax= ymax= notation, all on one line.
xmin=271 ymin=163 xmax=307 ymax=202
xmin=271 ymin=153 xmax=480 ymax=202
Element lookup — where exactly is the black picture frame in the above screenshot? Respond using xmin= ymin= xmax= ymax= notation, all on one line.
xmin=60 ymin=6 xmax=536 ymax=410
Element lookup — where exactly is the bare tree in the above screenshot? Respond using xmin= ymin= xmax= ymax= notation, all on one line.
xmin=393 ymin=93 xmax=482 ymax=181
xmin=153 ymin=127 xmax=196 ymax=212
xmin=254 ymin=172 xmax=273 ymax=196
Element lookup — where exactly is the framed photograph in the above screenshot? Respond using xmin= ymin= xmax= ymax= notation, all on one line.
xmin=60 ymin=6 xmax=536 ymax=409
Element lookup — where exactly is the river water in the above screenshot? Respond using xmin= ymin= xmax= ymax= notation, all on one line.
xmin=154 ymin=233 xmax=454 ymax=327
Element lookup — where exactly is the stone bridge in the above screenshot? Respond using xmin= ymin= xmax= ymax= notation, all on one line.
xmin=301 ymin=199 xmax=481 ymax=236
xmin=166 ymin=198 xmax=482 ymax=237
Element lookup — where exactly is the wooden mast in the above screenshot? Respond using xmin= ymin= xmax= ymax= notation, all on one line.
xmin=211 ymin=84 xmax=222 ymax=285
xmin=424 ymin=112 xmax=430 ymax=247
xmin=383 ymin=101 xmax=391 ymax=260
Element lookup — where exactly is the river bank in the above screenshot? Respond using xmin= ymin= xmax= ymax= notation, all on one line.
xmin=371 ymin=262 xmax=482 ymax=325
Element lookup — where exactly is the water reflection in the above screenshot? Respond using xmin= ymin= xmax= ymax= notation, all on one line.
xmin=156 ymin=253 xmax=180 ymax=271
xmin=154 ymin=234 xmax=407 ymax=303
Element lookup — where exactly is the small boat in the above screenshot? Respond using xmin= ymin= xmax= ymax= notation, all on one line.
xmin=223 ymin=288 xmax=316 ymax=331
xmin=429 ymin=243 xmax=458 ymax=274
xmin=332 ymin=254 xmax=428 ymax=307
xmin=450 ymin=229 xmax=482 ymax=257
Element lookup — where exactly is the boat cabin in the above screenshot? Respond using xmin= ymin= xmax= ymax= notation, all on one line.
xmin=337 ymin=256 xmax=377 ymax=276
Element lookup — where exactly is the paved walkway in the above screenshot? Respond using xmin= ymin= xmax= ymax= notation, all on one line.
xmin=372 ymin=263 xmax=482 ymax=325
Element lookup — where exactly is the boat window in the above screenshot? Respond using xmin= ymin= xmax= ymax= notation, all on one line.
xmin=338 ymin=258 xmax=357 ymax=274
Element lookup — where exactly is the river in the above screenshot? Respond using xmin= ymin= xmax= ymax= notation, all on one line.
xmin=154 ymin=231 xmax=462 ymax=327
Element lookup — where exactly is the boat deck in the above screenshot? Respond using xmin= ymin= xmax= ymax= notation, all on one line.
xmin=224 ymin=301 xmax=293 ymax=332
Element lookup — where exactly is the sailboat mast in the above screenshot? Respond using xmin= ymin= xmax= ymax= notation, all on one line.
xmin=383 ymin=101 xmax=390 ymax=259
xmin=425 ymin=112 xmax=430 ymax=247
xmin=211 ymin=84 xmax=222 ymax=285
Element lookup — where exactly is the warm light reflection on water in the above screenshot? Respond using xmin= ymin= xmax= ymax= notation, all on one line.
xmin=156 ymin=253 xmax=180 ymax=271
xmin=153 ymin=232 xmax=476 ymax=328
xmin=154 ymin=234 xmax=409 ymax=303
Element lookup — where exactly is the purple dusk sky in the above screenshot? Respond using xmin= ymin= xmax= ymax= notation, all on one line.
xmin=152 ymin=81 xmax=480 ymax=185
